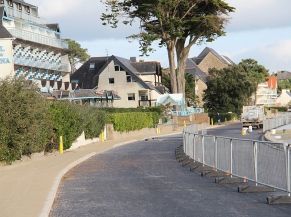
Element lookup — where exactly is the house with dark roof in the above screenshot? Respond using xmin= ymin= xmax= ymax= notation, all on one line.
xmin=71 ymin=55 xmax=165 ymax=108
xmin=186 ymin=47 xmax=234 ymax=106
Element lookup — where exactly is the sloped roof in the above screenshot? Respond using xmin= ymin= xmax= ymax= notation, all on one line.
xmin=0 ymin=24 xmax=13 ymax=39
xmin=131 ymin=61 xmax=162 ymax=75
xmin=195 ymin=47 xmax=231 ymax=65
xmin=185 ymin=58 xmax=208 ymax=83
xmin=46 ymin=24 xmax=60 ymax=32
xmin=71 ymin=55 xmax=154 ymax=90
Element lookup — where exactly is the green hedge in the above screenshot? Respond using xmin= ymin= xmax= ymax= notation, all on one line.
xmin=0 ymin=78 xmax=53 ymax=163
xmin=0 ymin=78 xmax=106 ymax=164
xmin=108 ymin=112 xmax=159 ymax=132
xmin=49 ymin=102 xmax=105 ymax=150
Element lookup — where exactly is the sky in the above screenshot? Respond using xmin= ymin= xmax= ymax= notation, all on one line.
xmin=28 ymin=0 xmax=291 ymax=73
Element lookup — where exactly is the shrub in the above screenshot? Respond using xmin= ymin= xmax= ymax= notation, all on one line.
xmin=108 ymin=112 xmax=159 ymax=132
xmin=49 ymin=101 xmax=105 ymax=149
xmin=0 ymin=78 xmax=53 ymax=163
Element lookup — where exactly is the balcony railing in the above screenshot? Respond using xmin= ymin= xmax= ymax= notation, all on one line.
xmin=14 ymin=56 xmax=70 ymax=72
xmin=5 ymin=7 xmax=46 ymax=24
xmin=7 ymin=27 xmax=68 ymax=49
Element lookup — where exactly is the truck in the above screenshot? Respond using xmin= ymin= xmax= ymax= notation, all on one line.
xmin=241 ymin=106 xmax=265 ymax=129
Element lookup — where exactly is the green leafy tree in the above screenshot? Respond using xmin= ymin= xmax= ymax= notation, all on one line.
xmin=204 ymin=59 xmax=269 ymax=114
xmin=66 ymin=39 xmax=90 ymax=73
xmin=185 ymin=73 xmax=197 ymax=106
xmin=278 ymin=79 xmax=291 ymax=93
xmin=101 ymin=0 xmax=234 ymax=97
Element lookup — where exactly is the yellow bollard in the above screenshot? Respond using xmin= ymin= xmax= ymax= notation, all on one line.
xmin=99 ymin=130 xmax=105 ymax=142
xmin=184 ymin=121 xmax=186 ymax=127
xmin=59 ymin=136 xmax=64 ymax=154
xmin=211 ymin=118 xmax=214 ymax=126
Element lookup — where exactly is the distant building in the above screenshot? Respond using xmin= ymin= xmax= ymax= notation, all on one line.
xmin=71 ymin=55 xmax=166 ymax=108
xmin=0 ymin=0 xmax=71 ymax=91
xmin=255 ymin=76 xmax=278 ymax=106
xmin=185 ymin=47 xmax=234 ymax=106
xmin=276 ymin=89 xmax=291 ymax=107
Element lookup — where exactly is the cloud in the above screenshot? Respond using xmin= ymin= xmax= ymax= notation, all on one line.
xmin=226 ymin=0 xmax=291 ymax=32
xmin=27 ymin=0 xmax=139 ymax=41
xmin=229 ymin=40 xmax=291 ymax=72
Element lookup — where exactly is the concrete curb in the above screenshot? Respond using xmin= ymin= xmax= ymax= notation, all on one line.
xmin=40 ymin=131 xmax=183 ymax=217
xmin=39 ymin=152 xmax=97 ymax=217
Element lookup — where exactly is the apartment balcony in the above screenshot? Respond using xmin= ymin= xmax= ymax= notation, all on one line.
xmin=6 ymin=27 xmax=68 ymax=49
xmin=14 ymin=56 xmax=70 ymax=72
xmin=5 ymin=7 xmax=45 ymax=25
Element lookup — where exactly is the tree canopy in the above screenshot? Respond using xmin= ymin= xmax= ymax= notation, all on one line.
xmin=101 ymin=0 xmax=234 ymax=96
xmin=66 ymin=39 xmax=90 ymax=73
xmin=203 ymin=59 xmax=269 ymax=114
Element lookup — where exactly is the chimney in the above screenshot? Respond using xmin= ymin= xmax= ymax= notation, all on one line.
xmin=130 ymin=57 xmax=137 ymax=62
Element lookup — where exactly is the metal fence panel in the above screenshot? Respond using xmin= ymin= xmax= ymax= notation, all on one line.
xmin=257 ymin=142 xmax=287 ymax=190
xmin=204 ymin=135 xmax=216 ymax=168
xmin=217 ymin=137 xmax=231 ymax=173
xmin=194 ymin=135 xmax=203 ymax=163
xmin=232 ymin=139 xmax=255 ymax=180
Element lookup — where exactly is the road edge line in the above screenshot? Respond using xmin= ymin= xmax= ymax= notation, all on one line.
xmin=39 ymin=152 xmax=97 ymax=217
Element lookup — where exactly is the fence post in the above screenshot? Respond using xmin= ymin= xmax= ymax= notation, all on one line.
xmin=253 ymin=141 xmax=258 ymax=186
xmin=287 ymin=144 xmax=290 ymax=196
xmin=193 ymin=134 xmax=196 ymax=161
xmin=202 ymin=135 xmax=205 ymax=166
xmin=230 ymin=139 xmax=233 ymax=178
xmin=215 ymin=136 xmax=218 ymax=171
xmin=183 ymin=130 xmax=185 ymax=153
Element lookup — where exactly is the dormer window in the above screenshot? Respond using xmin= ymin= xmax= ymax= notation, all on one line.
xmin=8 ymin=0 xmax=13 ymax=7
xmin=89 ymin=63 xmax=95 ymax=69
xmin=25 ymin=6 xmax=30 ymax=14
xmin=17 ymin=3 xmax=22 ymax=11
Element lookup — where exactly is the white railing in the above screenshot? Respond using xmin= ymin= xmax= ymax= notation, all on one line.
xmin=263 ymin=114 xmax=291 ymax=132
xmin=14 ymin=56 xmax=70 ymax=72
xmin=183 ymin=127 xmax=291 ymax=195
xmin=7 ymin=28 xmax=68 ymax=49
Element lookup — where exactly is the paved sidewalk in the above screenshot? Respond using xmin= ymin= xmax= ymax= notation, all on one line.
xmin=265 ymin=124 xmax=291 ymax=144
xmin=0 ymin=127 xmax=183 ymax=217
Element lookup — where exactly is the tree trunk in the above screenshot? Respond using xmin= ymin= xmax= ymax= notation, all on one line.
xmin=176 ymin=39 xmax=191 ymax=97
xmin=167 ymin=42 xmax=178 ymax=93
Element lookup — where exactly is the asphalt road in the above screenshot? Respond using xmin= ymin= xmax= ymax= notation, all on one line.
xmin=206 ymin=122 xmax=264 ymax=141
xmin=50 ymin=132 xmax=291 ymax=217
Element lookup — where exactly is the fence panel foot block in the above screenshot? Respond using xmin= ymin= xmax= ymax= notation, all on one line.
xmin=267 ymin=195 xmax=291 ymax=205
xmin=238 ymin=185 xmax=275 ymax=193
xmin=215 ymin=177 xmax=247 ymax=184
xmin=201 ymin=170 xmax=229 ymax=178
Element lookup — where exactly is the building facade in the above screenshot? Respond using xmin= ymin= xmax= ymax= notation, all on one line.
xmin=255 ymin=76 xmax=278 ymax=106
xmin=0 ymin=0 xmax=71 ymax=91
xmin=71 ymin=55 xmax=165 ymax=108
xmin=186 ymin=47 xmax=234 ymax=106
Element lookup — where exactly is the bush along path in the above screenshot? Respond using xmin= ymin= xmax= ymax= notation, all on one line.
xmin=0 ymin=78 xmax=161 ymax=164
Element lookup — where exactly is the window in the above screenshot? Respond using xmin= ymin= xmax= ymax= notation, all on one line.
xmin=17 ymin=3 xmax=22 ymax=11
xmin=25 ymin=6 xmax=30 ymax=14
xmin=89 ymin=63 xmax=95 ymax=69
xmin=8 ymin=0 xmax=13 ymax=7
xmin=126 ymin=72 xmax=132 ymax=82
xmin=140 ymin=95 xmax=149 ymax=101
xmin=115 ymin=65 xmax=120 ymax=71
xmin=109 ymin=78 xmax=115 ymax=84
xmin=0 ymin=0 xmax=4 ymax=5
xmin=128 ymin=93 xmax=135 ymax=101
